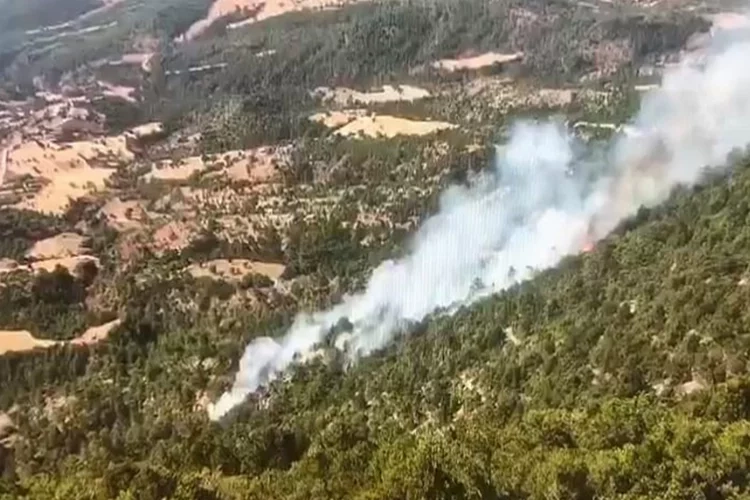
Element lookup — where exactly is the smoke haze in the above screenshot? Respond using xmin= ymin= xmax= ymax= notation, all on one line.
xmin=209 ymin=24 xmax=750 ymax=421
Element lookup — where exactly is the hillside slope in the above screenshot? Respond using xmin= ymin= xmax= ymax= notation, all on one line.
xmin=2 ymin=0 xmax=750 ymax=498
xmin=3 ymin=147 xmax=750 ymax=500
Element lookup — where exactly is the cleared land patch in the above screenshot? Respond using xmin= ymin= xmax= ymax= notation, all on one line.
xmin=186 ymin=259 xmax=286 ymax=282
xmin=26 ymin=232 xmax=88 ymax=260
xmin=0 ymin=331 xmax=58 ymax=355
xmin=145 ymin=146 xmax=287 ymax=182
xmin=432 ymin=52 xmax=524 ymax=72
xmin=334 ymin=115 xmax=457 ymax=138
xmin=0 ymin=319 xmax=121 ymax=355
xmin=98 ymin=198 xmax=151 ymax=232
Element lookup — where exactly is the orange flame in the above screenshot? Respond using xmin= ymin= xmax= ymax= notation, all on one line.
xmin=580 ymin=219 xmax=596 ymax=253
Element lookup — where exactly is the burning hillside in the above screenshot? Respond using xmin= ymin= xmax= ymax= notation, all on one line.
xmin=209 ymin=24 xmax=750 ymax=420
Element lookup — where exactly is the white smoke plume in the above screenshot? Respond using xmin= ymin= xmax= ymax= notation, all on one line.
xmin=209 ymin=23 xmax=750 ymax=421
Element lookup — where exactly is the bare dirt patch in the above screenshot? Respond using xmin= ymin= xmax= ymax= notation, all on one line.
xmin=71 ymin=319 xmax=122 ymax=346
xmin=1 ymin=131 xmax=130 ymax=216
xmin=0 ymin=253 xmax=98 ymax=277
xmin=27 ymin=232 xmax=87 ymax=260
xmin=31 ymin=255 xmax=99 ymax=275
xmin=7 ymin=137 xmax=131 ymax=179
xmin=0 ymin=330 xmax=59 ymax=355
xmin=432 ymin=52 xmax=523 ymax=72
xmin=146 ymin=146 xmax=287 ymax=183
xmin=146 ymin=156 xmax=206 ymax=181
xmin=98 ymin=197 xmax=150 ymax=232
xmin=334 ymin=115 xmax=457 ymax=138
xmin=15 ymin=167 xmax=116 ymax=215
xmin=0 ymin=319 xmax=121 ymax=355
xmin=187 ymin=259 xmax=285 ymax=282
xmin=309 ymin=109 xmax=367 ymax=128
xmin=213 ymin=146 xmax=288 ymax=182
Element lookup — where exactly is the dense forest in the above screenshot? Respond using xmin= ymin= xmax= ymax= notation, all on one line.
xmin=2 ymin=0 xmax=749 ymax=498
xmin=4 ymin=145 xmax=750 ymax=498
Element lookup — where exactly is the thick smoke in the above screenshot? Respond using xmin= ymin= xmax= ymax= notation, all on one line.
xmin=209 ymin=26 xmax=750 ymax=421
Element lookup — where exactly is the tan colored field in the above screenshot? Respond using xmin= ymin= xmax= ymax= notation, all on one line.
xmin=1 ymin=238 xmax=97 ymax=276
xmin=15 ymin=167 xmax=116 ymax=215
xmin=71 ymin=319 xmax=122 ymax=346
xmin=432 ymin=52 xmax=523 ymax=72
xmin=0 ymin=331 xmax=58 ymax=355
xmin=99 ymin=198 xmax=150 ymax=232
xmin=309 ymin=109 xmax=367 ymax=128
xmin=313 ymin=85 xmax=431 ymax=105
xmin=31 ymin=255 xmax=99 ymax=275
xmin=0 ymin=318 xmax=121 ymax=355
xmin=146 ymin=147 xmax=286 ymax=182
xmin=334 ymin=115 xmax=457 ymax=138
xmin=27 ymin=233 xmax=87 ymax=260
xmin=187 ymin=259 xmax=286 ymax=282
xmin=146 ymin=156 xmax=205 ymax=181
xmin=5 ymin=137 xmax=132 ymax=214
xmin=215 ymin=147 xmax=286 ymax=182
xmin=7 ymin=137 xmax=131 ymax=178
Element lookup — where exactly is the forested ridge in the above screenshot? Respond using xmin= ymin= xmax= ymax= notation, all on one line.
xmin=1 ymin=152 xmax=750 ymax=498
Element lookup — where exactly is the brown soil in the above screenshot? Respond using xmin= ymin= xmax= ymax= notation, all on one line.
xmin=0 ymin=331 xmax=59 ymax=355
xmin=98 ymin=197 xmax=150 ymax=232
xmin=70 ymin=319 xmax=122 ymax=346
xmin=334 ymin=115 xmax=457 ymax=138
xmin=0 ymin=318 xmax=121 ymax=355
